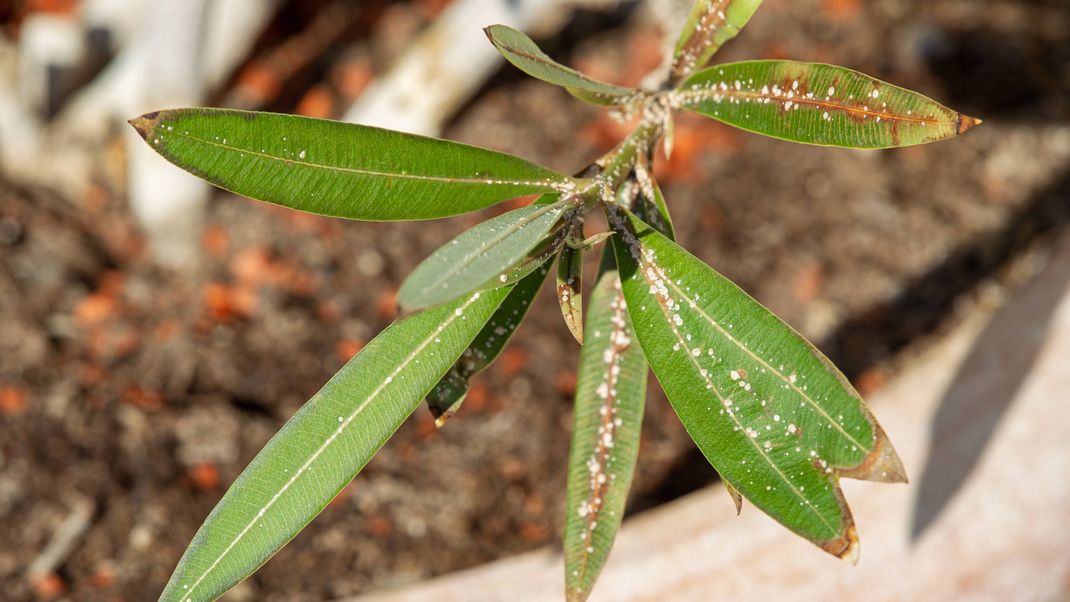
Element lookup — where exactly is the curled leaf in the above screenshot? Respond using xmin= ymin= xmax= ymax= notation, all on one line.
xmin=724 ymin=480 xmax=743 ymax=515
xmin=557 ymin=224 xmax=585 ymax=345
xmin=485 ymin=24 xmax=637 ymax=106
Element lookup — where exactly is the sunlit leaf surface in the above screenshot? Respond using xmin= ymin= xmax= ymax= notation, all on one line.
xmin=609 ymin=207 xmax=905 ymax=560
xmin=159 ymin=288 xmax=511 ymax=602
xmin=677 ymin=60 xmax=980 ymax=148
xmin=130 ymin=109 xmax=577 ymax=221
xmin=670 ymin=0 xmax=763 ymax=83
xmin=564 ymin=252 xmax=646 ymax=602
xmin=398 ymin=200 xmax=567 ymax=311
xmin=485 ymin=24 xmax=636 ymax=106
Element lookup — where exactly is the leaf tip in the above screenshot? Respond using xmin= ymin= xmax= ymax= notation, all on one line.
xmin=483 ymin=24 xmax=503 ymax=45
xmin=724 ymin=480 xmax=743 ymax=515
xmin=841 ymin=525 xmax=861 ymax=565
xmin=821 ymin=523 xmax=860 ymax=565
xmin=128 ymin=111 xmax=160 ymax=140
xmin=839 ymin=424 xmax=908 ymax=484
xmin=432 ymin=405 xmax=460 ymax=429
xmin=956 ymin=113 xmax=982 ymax=135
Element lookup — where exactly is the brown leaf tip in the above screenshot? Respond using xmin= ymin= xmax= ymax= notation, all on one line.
xmin=127 ymin=112 xmax=160 ymax=140
xmin=839 ymin=425 xmax=908 ymax=484
xmin=956 ymin=114 xmax=982 ymax=135
xmin=821 ymin=524 xmax=860 ymax=565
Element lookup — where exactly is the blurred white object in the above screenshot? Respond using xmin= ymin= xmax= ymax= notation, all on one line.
xmin=345 ymin=0 xmax=576 ymax=136
xmin=17 ymin=13 xmax=85 ymax=118
xmin=125 ymin=0 xmax=278 ymax=268
xmin=0 ymin=0 xmax=277 ymax=268
xmin=124 ymin=0 xmax=212 ymax=268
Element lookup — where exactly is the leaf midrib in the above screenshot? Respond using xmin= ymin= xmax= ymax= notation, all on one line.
xmin=164 ymin=128 xmax=577 ymax=190
xmin=180 ymin=293 xmax=486 ymax=600
xmin=573 ymin=284 xmax=629 ymax=586
xmin=677 ymin=88 xmax=952 ymax=127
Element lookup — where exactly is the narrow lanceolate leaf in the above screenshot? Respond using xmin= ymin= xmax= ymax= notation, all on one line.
xmin=608 ymin=207 xmax=905 ymax=562
xmin=564 ymin=251 xmax=646 ymax=602
xmin=557 ymin=232 xmax=585 ymax=344
xmin=426 ymin=261 xmax=552 ymax=426
xmin=485 ymin=24 xmax=637 ymax=106
xmin=129 ymin=109 xmax=578 ymax=221
xmin=398 ymin=200 xmax=567 ymax=311
xmin=676 ymin=61 xmax=981 ymax=148
xmin=670 ymin=0 xmax=763 ymax=84
xmin=159 ymin=288 xmax=511 ymax=602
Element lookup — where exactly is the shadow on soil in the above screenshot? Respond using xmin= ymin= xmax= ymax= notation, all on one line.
xmin=911 ymin=232 xmax=1070 ymax=540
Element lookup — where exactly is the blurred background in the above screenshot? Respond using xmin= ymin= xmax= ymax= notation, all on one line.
xmin=1 ymin=0 xmax=1068 ymax=600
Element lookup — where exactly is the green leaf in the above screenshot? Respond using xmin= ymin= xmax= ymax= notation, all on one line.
xmin=129 ymin=109 xmax=578 ymax=221
xmin=676 ymin=60 xmax=981 ymax=148
xmin=398 ymin=200 xmax=569 ymax=311
xmin=557 ymin=226 xmax=585 ymax=345
xmin=608 ymin=207 xmax=905 ymax=561
xmin=564 ymin=251 xmax=647 ymax=602
xmin=426 ymin=260 xmax=552 ymax=426
xmin=670 ymin=0 xmax=763 ymax=83
xmin=485 ymin=24 xmax=637 ymax=106
xmin=159 ymin=288 xmax=511 ymax=602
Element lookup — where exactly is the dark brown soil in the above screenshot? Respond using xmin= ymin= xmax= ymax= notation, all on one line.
xmin=1 ymin=1 xmax=1068 ymax=600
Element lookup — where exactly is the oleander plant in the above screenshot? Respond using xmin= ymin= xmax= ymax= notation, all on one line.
xmin=133 ymin=2 xmax=980 ymax=600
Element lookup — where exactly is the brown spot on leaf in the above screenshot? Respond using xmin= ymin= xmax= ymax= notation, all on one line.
xmin=890 ymin=120 xmax=902 ymax=147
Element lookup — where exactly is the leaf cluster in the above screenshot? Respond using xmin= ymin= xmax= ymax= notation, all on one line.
xmin=133 ymin=3 xmax=979 ymax=600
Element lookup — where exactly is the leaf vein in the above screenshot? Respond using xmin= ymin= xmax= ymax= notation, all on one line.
xmin=164 ymin=129 xmax=577 ymax=191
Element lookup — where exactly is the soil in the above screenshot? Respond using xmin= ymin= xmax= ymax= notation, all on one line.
xmin=1 ymin=1 xmax=1068 ymax=601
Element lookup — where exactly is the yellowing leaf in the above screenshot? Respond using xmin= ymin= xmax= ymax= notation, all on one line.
xmin=677 ymin=60 xmax=981 ymax=148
